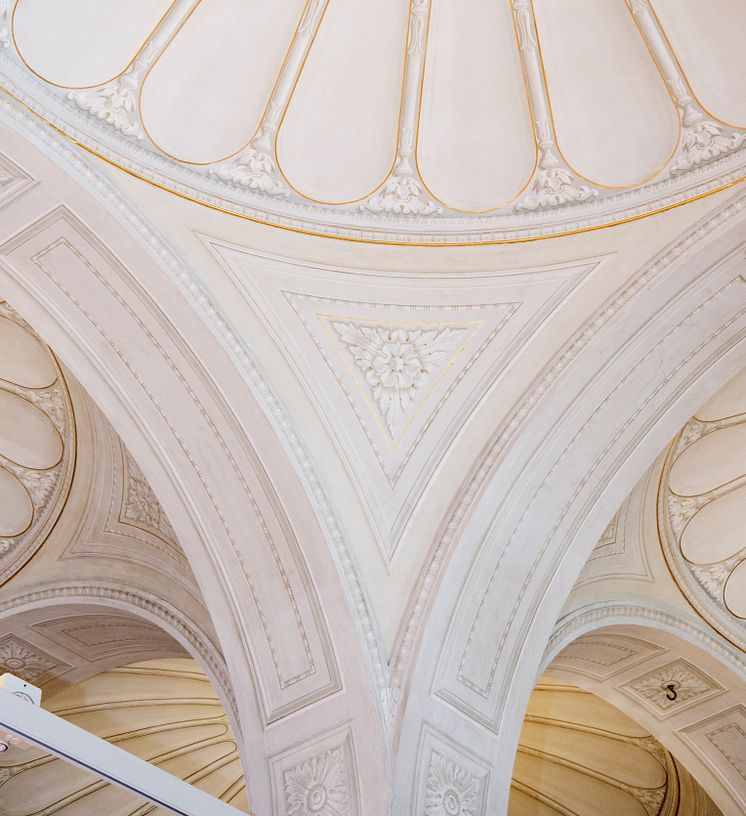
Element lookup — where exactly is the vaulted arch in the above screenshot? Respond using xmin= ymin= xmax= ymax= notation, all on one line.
xmin=395 ymin=189 xmax=746 ymax=814
xmin=0 ymin=103 xmax=387 ymax=814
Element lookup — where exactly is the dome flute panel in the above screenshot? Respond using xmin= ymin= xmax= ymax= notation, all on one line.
xmin=668 ymin=422 xmax=746 ymax=496
xmin=0 ymin=467 xmax=33 ymax=538
xmin=651 ymin=0 xmax=746 ymax=128
xmin=0 ymin=316 xmax=57 ymax=388
xmin=416 ymin=0 xmax=536 ymax=211
xmin=0 ymin=302 xmax=75 ymax=585
xmin=12 ymin=0 xmax=173 ymax=88
xmin=659 ymin=368 xmax=746 ymax=650
xmin=140 ymin=0 xmax=305 ymax=164
xmin=3 ymin=0 xmax=746 ymax=241
xmin=276 ymin=0 xmax=410 ymax=203
xmin=680 ymin=485 xmax=746 ymax=564
xmin=533 ymin=0 xmax=679 ymax=187
xmin=0 ymin=390 xmax=63 ymax=470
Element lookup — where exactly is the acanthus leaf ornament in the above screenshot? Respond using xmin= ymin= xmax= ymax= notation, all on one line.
xmin=670 ymin=103 xmax=746 ymax=175
xmin=208 ymin=126 xmax=288 ymax=196
xmin=628 ymin=2 xmax=746 ymax=176
xmin=361 ymin=131 xmax=441 ymax=216
xmin=515 ymin=123 xmax=599 ymax=212
xmin=284 ymin=747 xmax=350 ymax=816
xmin=424 ymin=752 xmax=480 ymax=816
xmin=68 ymin=43 xmax=157 ymax=140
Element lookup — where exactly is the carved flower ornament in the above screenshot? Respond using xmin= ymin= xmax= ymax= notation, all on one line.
xmin=0 ymin=303 xmax=73 ymax=582
xmin=284 ymin=747 xmax=349 ymax=816
xmin=424 ymin=752 xmax=479 ymax=816
xmin=332 ymin=322 xmax=467 ymax=438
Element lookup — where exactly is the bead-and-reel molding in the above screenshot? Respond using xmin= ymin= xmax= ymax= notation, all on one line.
xmin=2 ymin=0 xmax=745 ymax=243
xmin=0 ymin=300 xmax=75 ymax=584
xmin=658 ymin=369 xmax=746 ymax=652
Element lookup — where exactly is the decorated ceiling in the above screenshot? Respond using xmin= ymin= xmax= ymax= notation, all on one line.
xmin=1 ymin=0 xmax=745 ymax=242
xmin=0 ymin=4 xmax=744 ymax=815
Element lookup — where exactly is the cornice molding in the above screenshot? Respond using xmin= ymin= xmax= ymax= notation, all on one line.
xmin=545 ymin=602 xmax=746 ymax=679
xmin=0 ymin=9 xmax=744 ymax=245
xmin=0 ymin=581 xmax=239 ymax=729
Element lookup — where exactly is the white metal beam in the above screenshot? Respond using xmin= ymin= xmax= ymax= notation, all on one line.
xmin=0 ymin=689 xmax=250 ymax=816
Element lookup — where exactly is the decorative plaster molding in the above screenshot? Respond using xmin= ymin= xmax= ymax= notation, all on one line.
xmin=446 ymin=269 xmax=746 ymax=720
xmin=1 ymin=209 xmax=341 ymax=718
xmin=659 ymin=404 xmax=746 ymax=651
xmin=68 ymin=43 xmax=156 ymax=140
xmin=424 ymin=751 xmax=482 ymax=816
xmin=272 ymin=728 xmax=359 ymax=816
xmin=545 ymin=603 xmax=746 ymax=679
xmin=627 ymin=0 xmax=746 ymax=177
xmin=509 ymin=3 xmax=600 ymax=213
xmin=392 ymin=192 xmax=746 ymax=704
xmin=284 ymin=747 xmax=351 ymax=816
xmin=0 ymin=24 xmax=744 ymax=244
xmin=331 ymin=321 xmax=471 ymax=439
xmin=0 ymin=583 xmax=237 ymax=727
xmin=0 ymin=101 xmax=384 ymax=743
xmin=0 ymin=1 xmax=9 ymax=50
xmin=680 ymin=705 xmax=746 ymax=804
xmin=0 ymin=633 xmax=62 ymax=682
xmin=622 ymin=658 xmax=725 ymax=718
xmin=415 ymin=727 xmax=489 ymax=816
xmin=121 ymin=445 xmax=179 ymax=545
xmin=0 ymin=150 xmax=35 ymax=208
xmin=0 ymin=300 xmax=76 ymax=586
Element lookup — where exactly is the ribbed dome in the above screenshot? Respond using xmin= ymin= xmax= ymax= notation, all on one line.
xmin=3 ymin=0 xmax=745 ymax=242
xmin=509 ymin=678 xmax=722 ymax=816
xmin=0 ymin=659 xmax=248 ymax=815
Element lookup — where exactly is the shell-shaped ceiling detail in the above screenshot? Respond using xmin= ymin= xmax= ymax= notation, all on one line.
xmin=3 ymin=0 xmax=745 ymax=243
xmin=659 ymin=367 xmax=746 ymax=651
xmin=509 ymin=679 xmax=721 ymax=816
xmin=0 ymin=659 xmax=249 ymax=816
xmin=0 ymin=299 xmax=75 ymax=585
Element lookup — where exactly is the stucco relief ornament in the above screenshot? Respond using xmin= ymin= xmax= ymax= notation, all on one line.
xmin=209 ymin=126 xmax=288 ymax=196
xmin=668 ymin=82 xmax=746 ymax=174
xmin=284 ymin=747 xmax=349 ymax=816
xmin=68 ymin=43 xmax=157 ymax=139
xmin=361 ymin=131 xmax=441 ymax=216
xmin=0 ymin=0 xmax=10 ymax=49
xmin=332 ymin=322 xmax=467 ymax=438
xmin=0 ymin=303 xmax=74 ymax=583
xmin=0 ymin=637 xmax=57 ymax=682
xmin=515 ymin=123 xmax=598 ymax=212
xmin=424 ymin=753 xmax=479 ymax=816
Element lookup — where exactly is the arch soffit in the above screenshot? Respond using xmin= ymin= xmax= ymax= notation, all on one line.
xmin=394 ymin=191 xmax=746 ymax=814
xmin=0 ymin=103 xmax=387 ymax=814
xmin=544 ymin=608 xmax=746 ymax=814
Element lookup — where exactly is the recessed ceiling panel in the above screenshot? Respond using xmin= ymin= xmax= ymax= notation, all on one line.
xmin=0 ymin=316 xmax=57 ymax=389
xmin=533 ymin=0 xmax=678 ymax=187
xmin=12 ymin=0 xmax=173 ymax=88
xmin=417 ymin=0 xmax=536 ymax=211
xmin=141 ymin=0 xmax=305 ymax=163
xmin=652 ymin=0 xmax=746 ymax=127
xmin=0 ymin=389 xmax=63 ymax=469
xmin=669 ymin=423 xmax=746 ymax=496
xmin=277 ymin=0 xmax=410 ymax=203
xmin=0 ymin=468 xmax=33 ymax=537
xmin=681 ymin=485 xmax=746 ymax=564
